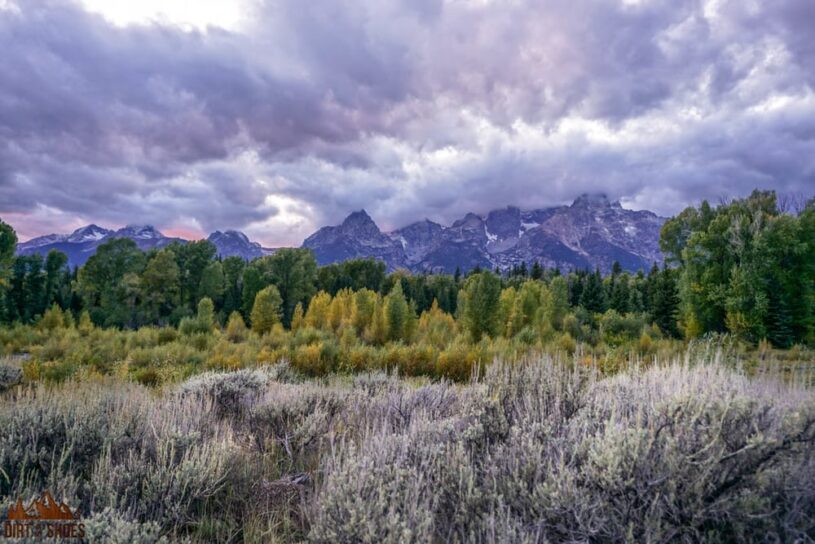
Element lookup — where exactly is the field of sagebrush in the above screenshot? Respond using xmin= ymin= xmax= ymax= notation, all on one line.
xmin=1 ymin=349 xmax=814 ymax=543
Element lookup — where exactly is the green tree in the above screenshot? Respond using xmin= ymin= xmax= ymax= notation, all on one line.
xmin=140 ymin=249 xmax=181 ymax=324
xmin=6 ymin=255 xmax=46 ymax=323
xmin=197 ymin=297 xmax=216 ymax=330
xmin=169 ymin=240 xmax=217 ymax=311
xmin=384 ymin=282 xmax=410 ymax=342
xmin=579 ymin=269 xmax=606 ymax=314
xmin=241 ymin=264 xmax=265 ymax=317
xmin=608 ymin=273 xmax=631 ymax=314
xmin=264 ymin=249 xmax=317 ymax=327
xmin=0 ymin=218 xmax=16 ymax=289
xmin=766 ymin=275 xmax=794 ymax=348
xmin=43 ymin=250 xmax=70 ymax=310
xmin=251 ymin=285 xmax=282 ymax=335
xmin=198 ymin=261 xmax=225 ymax=307
xmin=459 ymin=271 xmax=501 ymax=341
xmin=544 ymin=276 xmax=570 ymax=331
xmin=221 ymin=256 xmax=245 ymax=318
xmin=661 ymin=190 xmax=814 ymax=343
xmin=242 ymin=249 xmax=317 ymax=326
xmin=651 ymin=266 xmax=679 ymax=338
xmin=77 ymin=238 xmax=146 ymax=327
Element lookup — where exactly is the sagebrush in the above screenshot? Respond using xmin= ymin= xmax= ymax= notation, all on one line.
xmin=0 ymin=353 xmax=813 ymax=543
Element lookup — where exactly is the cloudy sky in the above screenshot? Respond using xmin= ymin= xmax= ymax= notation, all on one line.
xmin=1 ymin=0 xmax=813 ymax=245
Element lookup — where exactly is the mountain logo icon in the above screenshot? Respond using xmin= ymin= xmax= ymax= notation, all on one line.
xmin=4 ymin=490 xmax=85 ymax=540
xmin=7 ymin=491 xmax=78 ymax=521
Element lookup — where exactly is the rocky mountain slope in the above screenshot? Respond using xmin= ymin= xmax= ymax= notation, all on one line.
xmin=17 ymin=225 xmax=269 ymax=267
xmin=304 ymin=194 xmax=665 ymax=273
xmin=207 ymin=230 xmax=269 ymax=260
xmin=17 ymin=224 xmax=182 ymax=267
xmin=302 ymin=210 xmax=408 ymax=268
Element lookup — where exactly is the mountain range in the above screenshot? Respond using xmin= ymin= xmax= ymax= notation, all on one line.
xmin=16 ymin=194 xmax=665 ymax=273
xmin=17 ymin=224 xmax=275 ymax=266
xmin=304 ymin=194 xmax=665 ymax=273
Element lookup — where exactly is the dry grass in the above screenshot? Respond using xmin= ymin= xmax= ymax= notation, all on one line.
xmin=0 ymin=350 xmax=813 ymax=543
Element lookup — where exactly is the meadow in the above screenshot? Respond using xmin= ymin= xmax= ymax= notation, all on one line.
xmin=1 ymin=342 xmax=813 ymax=543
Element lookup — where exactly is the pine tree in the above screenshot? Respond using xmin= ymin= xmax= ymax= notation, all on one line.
xmin=579 ymin=269 xmax=606 ymax=313
xmin=460 ymin=271 xmax=501 ymax=341
xmin=0 ymin=218 xmax=17 ymax=289
xmin=766 ymin=276 xmax=794 ymax=348
xmin=530 ymin=261 xmax=543 ymax=280
xmin=609 ymin=275 xmax=630 ymax=314
xmin=384 ymin=282 xmax=409 ymax=342
xmin=651 ymin=267 xmax=679 ymax=337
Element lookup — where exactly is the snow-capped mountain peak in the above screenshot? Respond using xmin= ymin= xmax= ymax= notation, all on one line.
xmin=66 ymin=224 xmax=112 ymax=243
xmin=116 ymin=225 xmax=163 ymax=239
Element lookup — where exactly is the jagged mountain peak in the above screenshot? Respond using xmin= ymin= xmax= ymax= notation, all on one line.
xmin=66 ymin=224 xmax=111 ymax=243
xmin=207 ymin=230 xmax=263 ymax=260
xmin=342 ymin=209 xmax=375 ymax=226
xmin=571 ymin=193 xmax=621 ymax=209
xmin=116 ymin=224 xmax=164 ymax=239
xmin=303 ymin=210 xmax=406 ymax=269
xmin=398 ymin=218 xmax=444 ymax=231
xmin=209 ymin=229 xmax=250 ymax=243
xmin=451 ymin=212 xmax=484 ymax=228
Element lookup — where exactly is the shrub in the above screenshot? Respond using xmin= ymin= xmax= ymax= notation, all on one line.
xmin=157 ymin=327 xmax=178 ymax=345
xmin=436 ymin=343 xmax=477 ymax=381
xmin=249 ymin=383 xmax=346 ymax=464
xmin=39 ymin=304 xmax=67 ymax=331
xmin=133 ymin=367 xmax=161 ymax=387
xmin=309 ymin=359 xmax=815 ymax=542
xmin=0 ymin=362 xmax=23 ymax=391
xmin=292 ymin=342 xmax=338 ymax=377
xmin=178 ymin=299 xmax=216 ymax=337
xmin=224 ymin=311 xmax=248 ymax=343
xmin=557 ymin=331 xmax=577 ymax=354
xmin=84 ymin=508 xmax=167 ymax=544
xmin=178 ymin=368 xmax=269 ymax=418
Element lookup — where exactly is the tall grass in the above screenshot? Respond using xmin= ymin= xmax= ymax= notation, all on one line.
xmin=0 ymin=352 xmax=813 ymax=542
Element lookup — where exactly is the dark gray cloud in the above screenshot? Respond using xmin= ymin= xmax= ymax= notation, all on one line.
xmin=0 ymin=0 xmax=813 ymax=245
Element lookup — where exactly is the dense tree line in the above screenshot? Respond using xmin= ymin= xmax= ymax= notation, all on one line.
xmin=0 ymin=189 xmax=812 ymax=347
xmin=661 ymin=190 xmax=815 ymax=346
xmin=0 ymin=225 xmax=680 ymax=342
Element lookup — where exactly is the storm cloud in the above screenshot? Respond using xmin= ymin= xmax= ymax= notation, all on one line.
xmin=1 ymin=0 xmax=813 ymax=245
